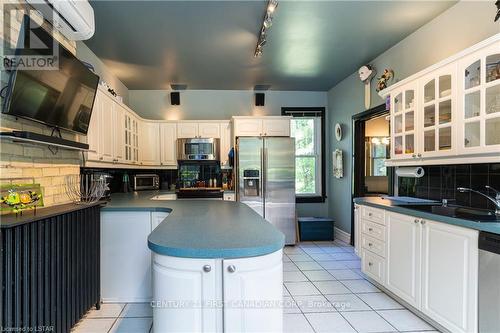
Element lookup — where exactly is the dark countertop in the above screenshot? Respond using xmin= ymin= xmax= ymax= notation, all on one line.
xmin=354 ymin=196 xmax=500 ymax=235
xmin=0 ymin=201 xmax=105 ymax=229
xmin=102 ymin=191 xmax=285 ymax=259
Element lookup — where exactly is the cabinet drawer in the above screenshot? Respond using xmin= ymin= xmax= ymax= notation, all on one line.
xmin=361 ymin=234 xmax=386 ymax=258
xmin=361 ymin=249 xmax=385 ymax=285
xmin=361 ymin=220 xmax=386 ymax=242
xmin=361 ymin=206 xmax=385 ymax=225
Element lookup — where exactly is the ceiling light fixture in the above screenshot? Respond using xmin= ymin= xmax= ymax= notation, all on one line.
xmin=254 ymin=0 xmax=278 ymax=57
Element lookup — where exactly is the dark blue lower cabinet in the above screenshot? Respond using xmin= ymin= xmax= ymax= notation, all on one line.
xmin=1 ymin=204 xmax=101 ymax=333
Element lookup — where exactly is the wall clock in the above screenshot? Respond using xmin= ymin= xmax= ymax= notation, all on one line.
xmin=335 ymin=123 xmax=342 ymax=141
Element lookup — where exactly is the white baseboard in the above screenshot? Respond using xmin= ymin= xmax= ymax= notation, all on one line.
xmin=334 ymin=227 xmax=351 ymax=244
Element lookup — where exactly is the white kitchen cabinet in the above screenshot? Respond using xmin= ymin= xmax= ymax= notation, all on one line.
xmin=233 ymin=117 xmax=291 ymax=137
xmin=223 ymin=250 xmax=282 ymax=332
xmin=354 ymin=204 xmax=361 ymax=256
xmin=421 ymin=219 xmax=478 ymax=333
xmin=386 ymin=212 xmax=421 ymax=308
xmin=124 ymin=111 xmax=139 ymax=164
xmin=152 ymin=255 xmax=222 ymax=333
xmin=101 ymin=211 xmax=153 ymax=302
xmin=86 ymin=91 xmax=102 ymax=161
xmin=152 ymin=250 xmax=282 ymax=333
xmin=361 ymin=248 xmax=385 ymax=285
xmin=100 ymin=92 xmax=115 ymax=162
xmin=112 ymin=104 xmax=126 ymax=163
xmin=177 ymin=122 xmax=220 ymax=138
xmin=458 ymin=42 xmax=500 ymax=155
xmin=139 ymin=121 xmax=161 ymax=165
xmin=160 ymin=123 xmax=177 ymax=166
xmin=177 ymin=122 xmax=199 ymax=138
xmin=418 ymin=63 xmax=457 ymax=158
xmin=390 ymin=83 xmax=418 ymax=160
xmin=219 ymin=121 xmax=232 ymax=166
xmin=262 ymin=118 xmax=291 ymax=137
xmin=198 ymin=122 xmax=221 ymax=138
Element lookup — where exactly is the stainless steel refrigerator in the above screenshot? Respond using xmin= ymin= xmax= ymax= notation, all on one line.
xmin=236 ymin=137 xmax=296 ymax=245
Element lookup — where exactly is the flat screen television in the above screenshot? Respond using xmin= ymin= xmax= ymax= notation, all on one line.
xmin=2 ymin=16 xmax=99 ymax=135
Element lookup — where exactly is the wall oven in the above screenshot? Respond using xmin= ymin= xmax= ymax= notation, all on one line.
xmin=177 ymin=138 xmax=220 ymax=161
xmin=133 ymin=174 xmax=159 ymax=191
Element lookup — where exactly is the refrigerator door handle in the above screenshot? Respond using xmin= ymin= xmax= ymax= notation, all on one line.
xmin=260 ymin=147 xmax=265 ymax=209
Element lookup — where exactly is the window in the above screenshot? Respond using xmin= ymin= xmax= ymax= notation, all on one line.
xmin=282 ymin=107 xmax=325 ymax=203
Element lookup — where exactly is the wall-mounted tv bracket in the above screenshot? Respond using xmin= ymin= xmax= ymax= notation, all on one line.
xmin=48 ymin=126 xmax=63 ymax=155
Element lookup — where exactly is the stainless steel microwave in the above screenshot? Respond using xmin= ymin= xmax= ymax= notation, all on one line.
xmin=133 ymin=174 xmax=159 ymax=191
xmin=177 ymin=138 xmax=220 ymax=161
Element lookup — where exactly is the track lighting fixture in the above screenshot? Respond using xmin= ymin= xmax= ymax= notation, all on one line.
xmin=254 ymin=0 xmax=278 ymax=57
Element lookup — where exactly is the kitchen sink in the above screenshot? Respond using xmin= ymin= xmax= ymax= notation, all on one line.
xmin=401 ymin=204 xmax=500 ymax=223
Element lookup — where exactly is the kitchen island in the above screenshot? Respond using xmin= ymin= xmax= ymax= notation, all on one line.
xmin=101 ymin=191 xmax=285 ymax=333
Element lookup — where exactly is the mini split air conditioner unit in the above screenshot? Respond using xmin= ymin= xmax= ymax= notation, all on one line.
xmin=26 ymin=0 xmax=95 ymax=41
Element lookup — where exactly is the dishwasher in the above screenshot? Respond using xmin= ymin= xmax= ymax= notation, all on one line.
xmin=479 ymin=231 xmax=500 ymax=333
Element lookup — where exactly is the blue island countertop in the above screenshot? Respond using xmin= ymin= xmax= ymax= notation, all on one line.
xmin=102 ymin=191 xmax=285 ymax=259
xmin=354 ymin=196 xmax=500 ymax=235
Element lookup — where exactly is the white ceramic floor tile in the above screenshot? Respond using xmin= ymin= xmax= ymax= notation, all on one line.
xmin=313 ymin=281 xmax=351 ymax=295
xmin=325 ymin=293 xmax=371 ymax=312
xmin=342 ymin=247 xmax=356 ymax=253
xmin=341 ymin=279 xmax=380 ymax=293
xmin=288 ymin=254 xmax=314 ymax=262
xmin=284 ymin=246 xmax=305 ymax=254
xmin=317 ymin=261 xmax=348 ymax=270
xmin=283 ymin=262 xmax=300 ymax=271
xmin=292 ymin=295 xmax=336 ymax=313
xmin=284 ymin=282 xmax=321 ymax=296
xmin=305 ymin=312 xmax=356 ymax=333
xmin=283 ymin=255 xmax=292 ymax=262
xmin=351 ymin=268 xmax=368 ymax=278
xmin=283 ymin=296 xmax=301 ymax=314
xmin=109 ymin=317 xmax=152 ymax=333
xmin=342 ymin=310 xmax=397 ymax=333
xmin=329 ymin=253 xmax=360 ymax=261
xmin=321 ymin=247 xmax=347 ymax=253
xmin=72 ymin=318 xmax=116 ymax=333
xmin=283 ymin=313 xmax=315 ymax=333
xmin=342 ymin=260 xmax=362 ymax=269
xmin=283 ymin=285 xmax=291 ymax=296
xmin=284 ymin=270 xmax=309 ymax=282
xmin=378 ymin=309 xmax=435 ymax=332
xmin=328 ymin=269 xmax=364 ymax=280
xmin=294 ymin=261 xmax=324 ymax=271
xmin=119 ymin=303 xmax=152 ymax=318
xmin=302 ymin=270 xmax=336 ymax=281
xmin=302 ymin=247 xmax=327 ymax=254
xmin=308 ymin=253 xmax=334 ymax=261
xmin=86 ymin=303 xmax=125 ymax=318
xmin=357 ymin=293 xmax=404 ymax=310
xmin=299 ymin=242 xmax=319 ymax=248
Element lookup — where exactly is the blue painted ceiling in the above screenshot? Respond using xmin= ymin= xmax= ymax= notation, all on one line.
xmin=85 ymin=1 xmax=456 ymax=91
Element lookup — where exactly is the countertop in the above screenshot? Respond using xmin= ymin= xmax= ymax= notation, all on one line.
xmin=1 ymin=201 xmax=105 ymax=229
xmin=354 ymin=196 xmax=500 ymax=234
xmin=102 ymin=191 xmax=285 ymax=259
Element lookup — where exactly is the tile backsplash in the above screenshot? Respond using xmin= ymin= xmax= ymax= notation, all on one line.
xmin=398 ymin=163 xmax=500 ymax=210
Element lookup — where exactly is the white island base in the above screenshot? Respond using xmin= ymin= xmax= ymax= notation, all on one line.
xmin=151 ymin=249 xmax=283 ymax=333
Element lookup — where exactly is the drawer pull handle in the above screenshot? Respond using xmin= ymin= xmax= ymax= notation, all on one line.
xmin=368 ymin=228 xmax=373 ymax=232
xmin=227 ymin=265 xmax=236 ymax=273
xmin=203 ymin=265 xmax=211 ymax=273
xmin=368 ymin=243 xmax=373 ymax=247
xmin=368 ymin=213 xmax=373 ymax=217
xmin=368 ymin=262 xmax=373 ymax=267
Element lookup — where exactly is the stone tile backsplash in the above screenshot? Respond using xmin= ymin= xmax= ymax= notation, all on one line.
xmin=398 ymin=163 xmax=500 ymax=211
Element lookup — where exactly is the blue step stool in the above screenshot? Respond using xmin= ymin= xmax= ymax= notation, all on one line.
xmin=298 ymin=217 xmax=334 ymax=241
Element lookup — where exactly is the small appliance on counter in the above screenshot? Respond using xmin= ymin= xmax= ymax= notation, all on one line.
xmin=132 ymin=174 xmax=160 ymax=191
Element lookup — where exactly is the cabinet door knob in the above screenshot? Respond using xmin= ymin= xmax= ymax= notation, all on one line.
xmin=227 ymin=265 xmax=236 ymax=273
xmin=414 ymin=219 xmax=419 ymax=224
xmin=417 ymin=153 xmax=422 ymax=157
xmin=368 ymin=262 xmax=373 ymax=267
xmin=368 ymin=243 xmax=373 ymax=247
xmin=368 ymin=228 xmax=373 ymax=232
xmin=368 ymin=213 xmax=373 ymax=217
xmin=421 ymin=220 xmax=426 ymax=225
xmin=412 ymin=154 xmax=416 ymax=158
xmin=203 ymin=265 xmax=211 ymax=273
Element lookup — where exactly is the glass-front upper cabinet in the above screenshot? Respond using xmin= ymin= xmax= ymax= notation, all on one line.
xmin=390 ymin=83 xmax=417 ymax=159
xmin=124 ymin=111 xmax=140 ymax=164
xmin=458 ymin=42 xmax=500 ymax=154
xmin=418 ymin=63 xmax=456 ymax=157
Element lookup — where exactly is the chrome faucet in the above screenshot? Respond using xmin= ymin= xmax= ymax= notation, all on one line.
xmin=457 ymin=186 xmax=500 ymax=215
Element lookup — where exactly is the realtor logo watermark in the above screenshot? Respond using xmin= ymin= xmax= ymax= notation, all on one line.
xmin=2 ymin=3 xmax=59 ymax=72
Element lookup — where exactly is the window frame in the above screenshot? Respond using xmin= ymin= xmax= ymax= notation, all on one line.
xmin=282 ymin=107 xmax=326 ymax=203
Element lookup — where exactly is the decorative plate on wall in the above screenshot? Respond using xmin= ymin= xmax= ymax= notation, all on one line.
xmin=335 ymin=123 xmax=342 ymax=141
